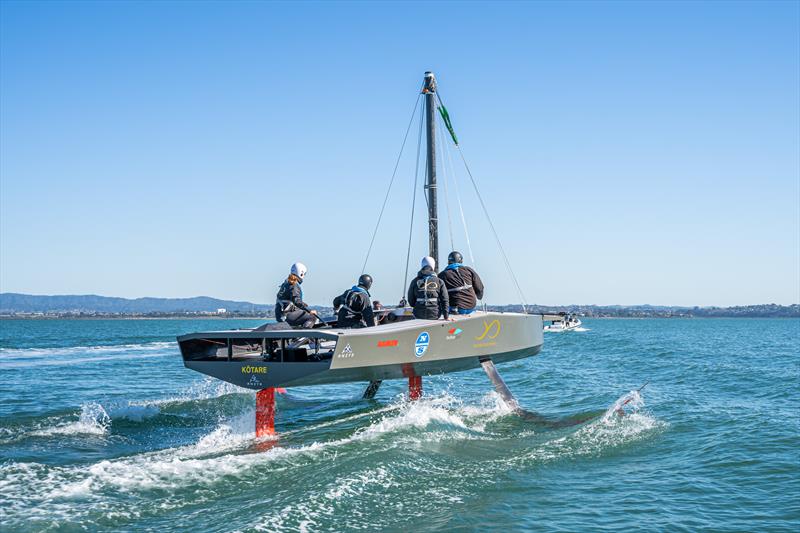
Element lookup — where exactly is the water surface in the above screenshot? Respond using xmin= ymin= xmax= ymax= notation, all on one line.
xmin=1 ymin=318 xmax=798 ymax=531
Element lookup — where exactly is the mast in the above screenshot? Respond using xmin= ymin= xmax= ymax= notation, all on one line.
xmin=422 ymin=71 xmax=438 ymax=268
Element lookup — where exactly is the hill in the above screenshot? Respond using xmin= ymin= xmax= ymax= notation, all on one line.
xmin=0 ymin=293 xmax=272 ymax=314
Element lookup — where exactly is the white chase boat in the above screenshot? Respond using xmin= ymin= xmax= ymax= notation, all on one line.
xmin=543 ymin=313 xmax=582 ymax=332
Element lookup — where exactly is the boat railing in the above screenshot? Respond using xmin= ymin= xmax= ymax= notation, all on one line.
xmin=178 ymin=329 xmax=340 ymax=363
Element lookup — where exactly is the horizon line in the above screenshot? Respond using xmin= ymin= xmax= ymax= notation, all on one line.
xmin=1 ymin=292 xmax=797 ymax=309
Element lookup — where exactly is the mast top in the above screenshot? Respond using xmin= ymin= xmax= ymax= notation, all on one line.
xmin=422 ymin=71 xmax=437 ymax=93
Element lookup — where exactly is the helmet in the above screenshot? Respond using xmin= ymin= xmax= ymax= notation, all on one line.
xmin=290 ymin=262 xmax=308 ymax=280
xmin=447 ymin=251 xmax=463 ymax=264
xmin=358 ymin=274 xmax=373 ymax=290
xmin=421 ymin=256 xmax=436 ymax=270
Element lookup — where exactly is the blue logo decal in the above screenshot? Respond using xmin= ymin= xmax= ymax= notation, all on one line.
xmin=415 ymin=331 xmax=430 ymax=357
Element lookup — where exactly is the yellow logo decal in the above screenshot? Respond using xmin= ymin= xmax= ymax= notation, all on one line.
xmin=475 ymin=320 xmax=501 ymax=341
xmin=241 ymin=365 xmax=268 ymax=374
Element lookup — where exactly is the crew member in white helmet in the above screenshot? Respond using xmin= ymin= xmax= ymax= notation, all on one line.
xmin=407 ymin=256 xmax=452 ymax=321
xmin=275 ymin=262 xmax=317 ymax=328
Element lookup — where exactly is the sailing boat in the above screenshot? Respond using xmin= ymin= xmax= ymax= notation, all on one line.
xmin=177 ymin=72 xmax=544 ymax=435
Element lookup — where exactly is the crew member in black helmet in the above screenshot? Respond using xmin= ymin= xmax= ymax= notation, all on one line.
xmin=333 ymin=274 xmax=376 ymax=328
xmin=438 ymin=251 xmax=484 ymax=315
xmin=407 ymin=256 xmax=451 ymax=320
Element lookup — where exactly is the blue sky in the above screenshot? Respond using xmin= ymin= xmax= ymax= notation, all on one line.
xmin=1 ymin=0 xmax=798 ymax=307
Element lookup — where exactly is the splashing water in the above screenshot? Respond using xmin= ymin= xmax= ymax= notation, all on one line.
xmin=602 ymin=389 xmax=645 ymax=422
xmin=27 ymin=403 xmax=112 ymax=438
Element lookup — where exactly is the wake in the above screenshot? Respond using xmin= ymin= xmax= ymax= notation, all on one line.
xmin=0 ymin=383 xmax=665 ymax=529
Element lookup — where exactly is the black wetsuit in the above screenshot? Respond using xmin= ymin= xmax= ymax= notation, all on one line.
xmin=407 ymin=266 xmax=449 ymax=320
xmin=333 ymin=285 xmax=375 ymax=328
xmin=275 ymin=280 xmax=315 ymax=329
xmin=438 ymin=263 xmax=484 ymax=312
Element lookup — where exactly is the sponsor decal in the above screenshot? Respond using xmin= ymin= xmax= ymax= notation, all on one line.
xmin=474 ymin=319 xmax=501 ymax=348
xmin=241 ymin=365 xmax=268 ymax=374
xmin=446 ymin=327 xmax=463 ymax=340
xmin=247 ymin=374 xmax=264 ymax=387
xmin=337 ymin=343 xmax=355 ymax=358
xmin=377 ymin=339 xmax=399 ymax=348
xmin=415 ymin=331 xmax=430 ymax=357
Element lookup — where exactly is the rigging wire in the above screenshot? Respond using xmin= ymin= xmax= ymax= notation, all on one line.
xmin=361 ymin=94 xmax=423 ymax=274
xmin=448 ymin=142 xmax=475 ymax=268
xmin=437 ymin=111 xmax=475 ymax=265
xmin=436 ymin=113 xmax=455 ymax=251
xmin=456 ymin=145 xmax=528 ymax=312
xmin=435 ymin=96 xmax=475 ymax=266
xmin=402 ymin=102 xmax=426 ymax=300
xmin=437 ymin=111 xmax=482 ymax=306
xmin=437 ymin=91 xmax=528 ymax=312
xmin=361 ymin=82 xmax=530 ymax=312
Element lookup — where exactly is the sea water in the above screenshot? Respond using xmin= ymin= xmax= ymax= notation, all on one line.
xmin=1 ymin=318 xmax=798 ymax=532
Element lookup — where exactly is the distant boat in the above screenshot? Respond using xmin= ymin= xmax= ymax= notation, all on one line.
xmin=543 ymin=313 xmax=582 ymax=332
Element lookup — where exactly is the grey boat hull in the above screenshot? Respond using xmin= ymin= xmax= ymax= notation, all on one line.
xmin=178 ymin=311 xmax=543 ymax=390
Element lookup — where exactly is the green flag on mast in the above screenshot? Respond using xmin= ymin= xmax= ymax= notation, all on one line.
xmin=438 ymin=105 xmax=458 ymax=145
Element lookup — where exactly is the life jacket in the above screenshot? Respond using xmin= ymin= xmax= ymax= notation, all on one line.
xmin=443 ymin=263 xmax=473 ymax=294
xmin=340 ymin=285 xmax=370 ymax=319
xmin=414 ymin=273 xmax=441 ymax=305
xmin=277 ymin=280 xmax=302 ymax=314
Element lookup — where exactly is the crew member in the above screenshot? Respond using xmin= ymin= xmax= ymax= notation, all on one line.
xmin=275 ymin=262 xmax=317 ymax=329
xmin=333 ymin=274 xmax=376 ymax=328
xmin=438 ymin=251 xmax=484 ymax=315
xmin=407 ymin=256 xmax=451 ymax=320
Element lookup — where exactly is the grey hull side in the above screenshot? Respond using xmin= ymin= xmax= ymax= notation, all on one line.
xmin=181 ymin=312 xmax=543 ymax=390
xmin=291 ymin=343 xmax=542 ymax=387
xmin=183 ymin=344 xmax=541 ymax=389
xmin=185 ymin=360 xmax=332 ymax=390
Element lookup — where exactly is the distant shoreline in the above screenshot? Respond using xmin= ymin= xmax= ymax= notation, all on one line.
xmin=0 ymin=315 xmax=271 ymax=321
xmin=2 ymin=293 xmax=797 ymax=318
xmin=2 ymin=314 xmax=798 ymax=321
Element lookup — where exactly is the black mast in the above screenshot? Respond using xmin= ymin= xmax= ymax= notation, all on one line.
xmin=423 ymin=71 xmax=438 ymax=269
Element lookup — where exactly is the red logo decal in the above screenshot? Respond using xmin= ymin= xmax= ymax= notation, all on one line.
xmin=377 ymin=339 xmax=398 ymax=348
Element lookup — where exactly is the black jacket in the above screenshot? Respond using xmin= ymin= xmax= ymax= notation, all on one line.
xmin=275 ymin=280 xmax=311 ymax=325
xmin=438 ymin=264 xmax=484 ymax=311
xmin=407 ymin=266 xmax=449 ymax=320
xmin=333 ymin=286 xmax=375 ymax=328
